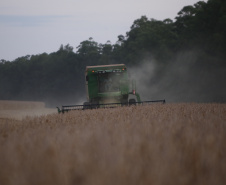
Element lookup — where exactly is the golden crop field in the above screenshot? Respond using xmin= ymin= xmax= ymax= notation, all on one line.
xmin=0 ymin=101 xmax=226 ymax=185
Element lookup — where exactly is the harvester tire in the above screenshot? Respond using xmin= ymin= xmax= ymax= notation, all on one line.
xmin=91 ymin=103 xmax=99 ymax=109
xmin=121 ymin=99 xmax=128 ymax=106
xmin=129 ymin=99 xmax=136 ymax=106
xmin=83 ymin=102 xmax=90 ymax=109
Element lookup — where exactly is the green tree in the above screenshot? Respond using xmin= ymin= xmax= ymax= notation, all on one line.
xmin=120 ymin=16 xmax=177 ymax=64
xmin=76 ymin=37 xmax=100 ymax=56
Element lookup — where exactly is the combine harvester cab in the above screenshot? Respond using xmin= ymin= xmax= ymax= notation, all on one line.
xmin=84 ymin=64 xmax=140 ymax=107
xmin=57 ymin=64 xmax=165 ymax=113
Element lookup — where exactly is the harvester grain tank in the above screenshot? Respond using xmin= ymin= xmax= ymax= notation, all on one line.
xmin=57 ymin=64 xmax=165 ymax=113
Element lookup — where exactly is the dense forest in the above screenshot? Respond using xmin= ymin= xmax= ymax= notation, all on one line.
xmin=0 ymin=0 xmax=226 ymax=107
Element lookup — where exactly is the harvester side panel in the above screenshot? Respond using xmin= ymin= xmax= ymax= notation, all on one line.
xmin=86 ymin=71 xmax=99 ymax=101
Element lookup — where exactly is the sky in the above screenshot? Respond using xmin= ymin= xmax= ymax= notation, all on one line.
xmin=0 ymin=0 xmax=205 ymax=61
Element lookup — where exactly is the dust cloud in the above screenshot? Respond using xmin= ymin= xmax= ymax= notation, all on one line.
xmin=128 ymin=51 xmax=226 ymax=103
xmin=0 ymin=100 xmax=56 ymax=120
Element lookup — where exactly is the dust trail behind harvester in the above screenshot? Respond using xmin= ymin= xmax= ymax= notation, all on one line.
xmin=129 ymin=50 xmax=226 ymax=103
xmin=0 ymin=100 xmax=56 ymax=120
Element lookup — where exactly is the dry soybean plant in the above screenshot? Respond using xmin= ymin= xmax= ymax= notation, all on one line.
xmin=0 ymin=103 xmax=226 ymax=185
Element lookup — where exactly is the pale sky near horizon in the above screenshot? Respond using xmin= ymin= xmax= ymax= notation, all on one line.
xmin=1 ymin=0 xmax=206 ymax=61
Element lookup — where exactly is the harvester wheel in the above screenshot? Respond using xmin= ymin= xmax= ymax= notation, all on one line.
xmin=91 ymin=103 xmax=99 ymax=109
xmin=129 ymin=99 xmax=136 ymax=106
xmin=121 ymin=99 xmax=128 ymax=106
xmin=90 ymin=100 xmax=99 ymax=109
xmin=83 ymin=102 xmax=90 ymax=109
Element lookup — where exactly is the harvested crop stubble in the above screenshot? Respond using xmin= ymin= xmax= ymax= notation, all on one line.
xmin=0 ymin=100 xmax=45 ymax=110
xmin=0 ymin=100 xmax=55 ymax=120
xmin=0 ymin=103 xmax=226 ymax=185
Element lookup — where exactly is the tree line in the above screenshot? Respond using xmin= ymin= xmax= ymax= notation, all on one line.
xmin=0 ymin=0 xmax=226 ymax=106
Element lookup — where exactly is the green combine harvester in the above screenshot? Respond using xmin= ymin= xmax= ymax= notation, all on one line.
xmin=57 ymin=64 xmax=165 ymax=113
